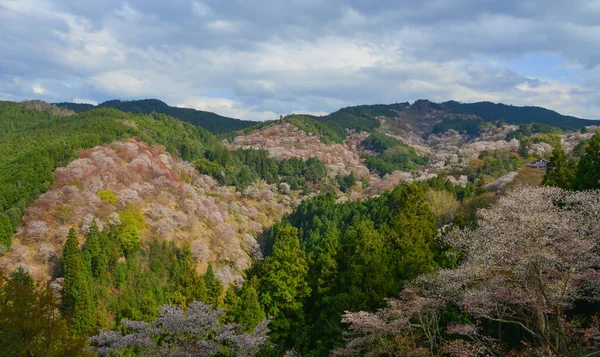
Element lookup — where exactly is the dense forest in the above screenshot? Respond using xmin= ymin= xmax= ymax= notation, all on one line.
xmin=0 ymin=101 xmax=217 ymax=252
xmin=0 ymin=101 xmax=333 ymax=253
xmin=56 ymin=99 xmax=257 ymax=134
xmin=442 ymin=100 xmax=600 ymax=130
xmin=1 ymin=99 xmax=600 ymax=356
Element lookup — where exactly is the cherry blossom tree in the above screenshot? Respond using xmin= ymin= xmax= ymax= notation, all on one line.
xmin=91 ymin=301 xmax=269 ymax=357
xmin=336 ymin=186 xmax=600 ymax=356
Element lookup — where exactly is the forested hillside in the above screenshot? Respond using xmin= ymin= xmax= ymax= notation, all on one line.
xmin=1 ymin=99 xmax=600 ymax=356
xmin=442 ymin=100 xmax=600 ymax=130
xmin=56 ymin=99 xmax=257 ymax=134
xmin=0 ymin=101 xmax=216 ymax=253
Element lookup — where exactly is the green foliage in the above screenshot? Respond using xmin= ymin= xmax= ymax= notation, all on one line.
xmin=254 ymin=184 xmax=440 ymax=354
xmin=304 ymin=157 xmax=327 ymax=182
xmin=195 ymin=146 xmax=328 ymax=191
xmin=236 ymin=277 xmax=266 ymax=330
xmin=532 ymin=133 xmax=561 ymax=147
xmin=519 ymin=137 xmax=530 ymax=158
xmin=573 ymin=132 xmax=600 ymax=190
xmin=62 ymin=229 xmax=94 ymax=334
xmin=361 ymin=132 xmax=404 ymax=152
xmin=283 ymin=104 xmax=398 ymax=143
xmin=118 ymin=206 xmax=146 ymax=231
xmin=469 ymin=151 xmax=523 ymax=179
xmin=169 ymin=248 xmax=208 ymax=307
xmin=0 ymin=102 xmax=217 ymax=251
xmin=204 ymin=264 xmax=224 ymax=307
xmin=506 ymin=122 xmax=561 ymax=141
xmin=259 ymin=224 xmax=311 ymax=346
xmin=57 ymin=98 xmax=256 ymax=134
xmin=359 ymin=131 xmax=429 ymax=177
xmin=284 ymin=115 xmax=345 ymax=143
xmin=116 ymin=225 xmax=141 ymax=255
xmin=443 ymin=100 xmax=599 ymax=130
xmin=114 ymin=206 xmax=146 ymax=255
xmin=97 ymin=190 xmax=117 ymax=204
xmin=543 ymin=143 xmax=576 ymax=189
xmin=0 ymin=268 xmax=91 ymax=357
xmin=431 ymin=117 xmax=484 ymax=135
xmin=364 ymin=146 xmax=429 ymax=175
xmin=71 ymin=225 xmax=220 ymax=330
xmin=335 ymin=172 xmax=357 ymax=193
xmin=82 ymin=223 xmax=103 ymax=279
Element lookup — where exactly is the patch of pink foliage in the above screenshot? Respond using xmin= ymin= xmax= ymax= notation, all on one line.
xmin=227 ymin=123 xmax=370 ymax=177
xmin=1 ymin=139 xmax=294 ymax=284
xmin=337 ymin=186 xmax=600 ymax=356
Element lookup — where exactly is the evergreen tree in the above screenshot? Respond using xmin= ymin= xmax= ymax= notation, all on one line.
xmin=340 ymin=220 xmax=388 ymax=305
xmin=391 ymin=184 xmax=437 ymax=281
xmin=0 ymin=214 xmax=12 ymax=253
xmin=573 ymin=132 xmax=600 ymax=190
xmin=0 ymin=268 xmax=91 ymax=357
xmin=169 ymin=248 xmax=207 ymax=307
xmin=204 ymin=264 xmax=223 ymax=307
xmin=475 ymin=178 xmax=486 ymax=196
xmin=259 ymin=224 xmax=311 ymax=346
xmin=82 ymin=222 xmax=102 ymax=278
xmin=519 ymin=137 xmax=529 ymax=158
xmin=236 ymin=277 xmax=266 ymax=330
xmin=62 ymin=228 xmax=94 ymax=334
xmin=223 ymin=285 xmax=238 ymax=323
xmin=542 ymin=143 xmax=575 ymax=189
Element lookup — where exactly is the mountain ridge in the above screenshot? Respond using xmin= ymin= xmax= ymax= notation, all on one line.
xmin=54 ymin=98 xmax=600 ymax=137
xmin=55 ymin=99 xmax=257 ymax=134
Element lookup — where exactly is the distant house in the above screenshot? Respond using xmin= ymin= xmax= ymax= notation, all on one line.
xmin=526 ymin=158 xmax=550 ymax=170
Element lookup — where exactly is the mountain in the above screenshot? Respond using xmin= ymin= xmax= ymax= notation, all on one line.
xmin=287 ymin=99 xmax=599 ymax=141
xmin=442 ymin=100 xmax=600 ymax=130
xmin=55 ymin=99 xmax=257 ymax=134
xmin=1 ymin=99 xmax=600 ymax=356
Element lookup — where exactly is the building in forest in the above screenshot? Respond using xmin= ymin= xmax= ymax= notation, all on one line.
xmin=526 ymin=158 xmax=550 ymax=170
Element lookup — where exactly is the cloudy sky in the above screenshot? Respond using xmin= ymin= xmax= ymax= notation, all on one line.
xmin=1 ymin=0 xmax=600 ymax=121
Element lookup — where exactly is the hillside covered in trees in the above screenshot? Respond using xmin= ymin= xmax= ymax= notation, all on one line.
xmin=1 ymin=98 xmax=600 ymax=356
xmin=56 ymin=99 xmax=257 ymax=134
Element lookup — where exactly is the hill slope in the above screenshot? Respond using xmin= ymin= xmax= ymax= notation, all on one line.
xmin=56 ymin=99 xmax=257 ymax=134
xmin=1 ymin=139 xmax=292 ymax=284
xmin=441 ymin=100 xmax=600 ymax=130
xmin=280 ymin=99 xmax=599 ymax=142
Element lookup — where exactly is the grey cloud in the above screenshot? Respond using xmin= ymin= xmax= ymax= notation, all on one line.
xmin=1 ymin=0 xmax=600 ymax=119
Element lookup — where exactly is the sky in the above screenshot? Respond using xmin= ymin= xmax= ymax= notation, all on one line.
xmin=1 ymin=0 xmax=600 ymax=121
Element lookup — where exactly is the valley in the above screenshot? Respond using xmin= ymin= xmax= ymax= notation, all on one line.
xmin=1 ymin=98 xmax=600 ymax=356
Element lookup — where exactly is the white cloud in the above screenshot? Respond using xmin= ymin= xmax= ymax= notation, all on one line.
xmin=192 ymin=1 xmax=212 ymax=17
xmin=206 ymin=20 xmax=242 ymax=33
xmin=73 ymin=97 xmax=98 ymax=105
xmin=90 ymin=71 xmax=152 ymax=97
xmin=178 ymin=97 xmax=279 ymax=121
xmin=32 ymin=84 xmax=46 ymax=94
xmin=1 ymin=0 xmax=600 ymax=120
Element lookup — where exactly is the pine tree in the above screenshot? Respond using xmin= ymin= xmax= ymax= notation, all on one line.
xmin=223 ymin=285 xmax=238 ymax=323
xmin=391 ymin=184 xmax=437 ymax=281
xmin=340 ymin=219 xmax=388 ymax=305
xmin=573 ymin=132 xmax=600 ymax=190
xmin=542 ymin=143 xmax=575 ymax=189
xmin=0 ymin=268 xmax=91 ymax=357
xmin=82 ymin=222 xmax=102 ymax=278
xmin=0 ymin=214 xmax=12 ymax=253
xmin=259 ymin=224 xmax=311 ymax=345
xmin=475 ymin=178 xmax=486 ymax=196
xmin=204 ymin=264 xmax=223 ymax=307
xmin=519 ymin=137 xmax=529 ymax=158
xmin=169 ymin=248 xmax=207 ymax=307
xmin=236 ymin=277 xmax=266 ymax=330
xmin=62 ymin=228 xmax=94 ymax=334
